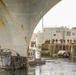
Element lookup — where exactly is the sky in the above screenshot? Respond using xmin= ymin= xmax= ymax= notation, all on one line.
xmin=34 ymin=0 xmax=76 ymax=33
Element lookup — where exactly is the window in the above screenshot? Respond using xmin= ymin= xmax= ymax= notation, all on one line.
xmin=72 ymin=33 xmax=75 ymax=36
xmin=56 ymin=28 xmax=60 ymax=33
xmin=67 ymin=31 xmax=71 ymax=36
xmin=53 ymin=34 xmax=56 ymax=36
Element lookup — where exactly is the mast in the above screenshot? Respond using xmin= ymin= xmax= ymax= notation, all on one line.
xmin=42 ymin=18 xmax=44 ymax=32
xmin=42 ymin=18 xmax=44 ymax=43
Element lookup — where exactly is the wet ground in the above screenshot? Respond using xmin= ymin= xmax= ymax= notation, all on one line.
xmin=0 ymin=57 xmax=76 ymax=75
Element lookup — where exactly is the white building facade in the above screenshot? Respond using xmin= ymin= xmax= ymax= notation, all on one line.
xmin=36 ymin=27 xmax=76 ymax=46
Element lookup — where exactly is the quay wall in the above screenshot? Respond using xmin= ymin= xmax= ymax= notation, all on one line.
xmin=41 ymin=43 xmax=76 ymax=58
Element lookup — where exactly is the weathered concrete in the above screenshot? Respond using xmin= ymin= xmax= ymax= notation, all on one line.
xmin=0 ymin=0 xmax=61 ymax=57
xmin=41 ymin=43 xmax=76 ymax=58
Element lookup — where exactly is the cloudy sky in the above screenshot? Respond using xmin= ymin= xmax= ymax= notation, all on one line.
xmin=34 ymin=0 xmax=76 ymax=33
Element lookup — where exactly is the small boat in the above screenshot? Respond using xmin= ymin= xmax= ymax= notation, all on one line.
xmin=0 ymin=48 xmax=26 ymax=70
xmin=28 ymin=48 xmax=46 ymax=66
xmin=57 ymin=50 xmax=70 ymax=58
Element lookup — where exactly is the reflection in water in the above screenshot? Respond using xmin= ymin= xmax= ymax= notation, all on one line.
xmin=35 ymin=66 xmax=41 ymax=75
xmin=0 ymin=58 xmax=76 ymax=75
xmin=0 ymin=69 xmax=27 ymax=75
xmin=29 ymin=58 xmax=76 ymax=75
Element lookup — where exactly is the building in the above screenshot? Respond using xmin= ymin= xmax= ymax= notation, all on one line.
xmin=36 ymin=27 xmax=76 ymax=46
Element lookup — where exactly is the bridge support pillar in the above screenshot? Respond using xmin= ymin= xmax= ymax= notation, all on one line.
xmin=71 ymin=45 xmax=75 ymax=58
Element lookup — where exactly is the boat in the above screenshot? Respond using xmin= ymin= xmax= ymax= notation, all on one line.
xmin=0 ymin=48 xmax=26 ymax=70
xmin=28 ymin=47 xmax=46 ymax=66
xmin=57 ymin=50 xmax=70 ymax=58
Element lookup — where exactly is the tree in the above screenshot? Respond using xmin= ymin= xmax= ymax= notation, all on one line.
xmin=52 ymin=39 xmax=55 ymax=44
xmin=67 ymin=39 xmax=69 ymax=43
xmin=73 ymin=39 xmax=76 ymax=43
xmin=60 ymin=39 xmax=63 ymax=43
xmin=63 ymin=39 xmax=65 ymax=43
xmin=55 ymin=39 xmax=58 ymax=43
xmin=70 ymin=39 xmax=72 ymax=43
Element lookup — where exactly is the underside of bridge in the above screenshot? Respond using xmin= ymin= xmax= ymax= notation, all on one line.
xmin=0 ymin=0 xmax=61 ymax=57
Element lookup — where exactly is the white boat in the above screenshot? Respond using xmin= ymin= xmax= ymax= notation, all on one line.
xmin=57 ymin=50 xmax=70 ymax=58
xmin=28 ymin=48 xmax=41 ymax=62
xmin=28 ymin=48 xmax=45 ymax=66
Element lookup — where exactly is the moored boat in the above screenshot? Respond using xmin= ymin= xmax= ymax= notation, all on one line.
xmin=28 ymin=48 xmax=46 ymax=66
xmin=0 ymin=48 xmax=26 ymax=70
xmin=57 ymin=50 xmax=70 ymax=58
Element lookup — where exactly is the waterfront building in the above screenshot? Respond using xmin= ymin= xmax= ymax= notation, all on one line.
xmin=36 ymin=27 xmax=76 ymax=47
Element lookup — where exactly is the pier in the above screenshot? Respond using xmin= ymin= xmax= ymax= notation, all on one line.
xmin=41 ymin=43 xmax=76 ymax=58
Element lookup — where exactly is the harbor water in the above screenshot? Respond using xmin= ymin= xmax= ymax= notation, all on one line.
xmin=0 ymin=58 xmax=76 ymax=75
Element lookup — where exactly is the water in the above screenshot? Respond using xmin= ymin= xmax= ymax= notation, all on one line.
xmin=0 ymin=58 xmax=76 ymax=75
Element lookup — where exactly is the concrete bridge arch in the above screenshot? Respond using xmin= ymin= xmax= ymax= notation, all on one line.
xmin=0 ymin=0 xmax=61 ymax=57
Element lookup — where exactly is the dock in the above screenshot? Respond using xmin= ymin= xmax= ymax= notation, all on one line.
xmin=41 ymin=43 xmax=76 ymax=58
